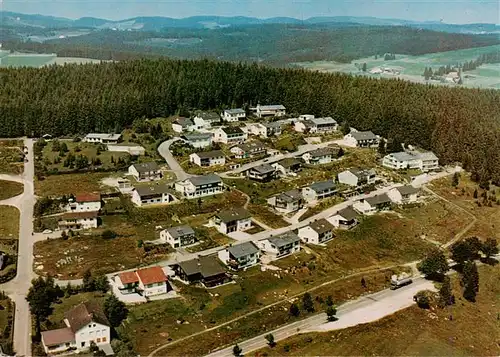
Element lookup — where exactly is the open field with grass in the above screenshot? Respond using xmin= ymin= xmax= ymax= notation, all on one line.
xmin=35 ymin=172 xmax=118 ymax=196
xmin=0 ymin=295 xmax=14 ymax=347
xmin=247 ymin=204 xmax=290 ymax=229
xmin=0 ymin=146 xmax=24 ymax=175
xmin=0 ymin=180 xmax=23 ymax=200
xmin=0 ymin=206 xmax=19 ymax=239
xmin=257 ymin=264 xmax=500 ymax=356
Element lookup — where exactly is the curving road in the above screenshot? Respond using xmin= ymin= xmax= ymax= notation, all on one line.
xmin=157 ymin=138 xmax=192 ymax=181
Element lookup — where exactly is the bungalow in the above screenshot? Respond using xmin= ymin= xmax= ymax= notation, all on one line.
xmin=174 ymin=174 xmax=224 ymax=199
xmin=249 ymin=122 xmax=282 ymax=138
xmin=298 ymin=218 xmax=335 ymax=245
xmin=58 ymin=211 xmax=98 ymax=230
xmin=302 ymin=147 xmax=339 ymax=165
xmin=388 ymin=185 xmax=421 ymax=204
xmin=246 ymin=163 xmax=277 ymax=181
xmin=107 ymin=144 xmax=145 ymax=156
xmin=256 ymin=104 xmax=286 ymax=118
xmin=343 ymin=131 xmax=379 ymax=148
xmin=327 ymin=206 xmax=359 ymax=229
xmin=258 ymin=232 xmax=301 ymax=259
xmin=272 ymin=158 xmax=302 ymax=176
xmin=218 ymin=242 xmax=260 ymax=270
xmin=193 ymin=112 xmax=221 ymax=130
xmin=160 ymin=225 xmax=197 ymax=248
xmin=213 ymin=127 xmax=248 ymax=144
xmin=382 ymin=151 xmax=439 ymax=172
xmin=173 ymin=255 xmax=229 ymax=288
xmin=182 ymin=133 xmax=213 ymax=149
xmin=67 ymin=193 xmax=101 ymax=212
xmin=116 ymin=266 xmax=169 ymax=297
xmin=128 ymin=162 xmax=161 ymax=182
xmin=131 ymin=184 xmax=175 ymax=206
xmin=189 ymin=150 xmax=225 ymax=167
xmin=294 ymin=117 xmax=338 ymax=134
xmin=353 ymin=193 xmax=392 ymax=214
xmin=83 ymin=133 xmax=121 ymax=144
xmin=172 ymin=117 xmax=195 ymax=133
xmin=222 ymin=108 xmax=246 ymax=122
xmin=212 ymin=207 xmax=252 ymax=234
xmin=41 ymin=301 xmax=110 ymax=354
xmin=230 ymin=141 xmax=267 ymax=159
xmin=267 ymin=189 xmax=304 ymax=213
xmin=338 ymin=168 xmax=377 ymax=187
xmin=302 ymin=180 xmax=337 ymax=202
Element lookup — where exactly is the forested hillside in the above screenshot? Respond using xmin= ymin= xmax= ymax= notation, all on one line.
xmin=1 ymin=59 xmax=499 ymax=182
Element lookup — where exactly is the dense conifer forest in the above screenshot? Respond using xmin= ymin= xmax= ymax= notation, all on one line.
xmin=1 ymin=58 xmax=499 ymax=182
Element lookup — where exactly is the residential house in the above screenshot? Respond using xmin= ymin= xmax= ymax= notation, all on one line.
xmin=302 ymin=147 xmax=339 ymax=165
xmin=249 ymin=122 xmax=282 ymax=138
xmin=302 ymin=181 xmax=337 ymax=202
xmin=174 ymin=174 xmax=224 ymax=199
xmin=67 ymin=193 xmax=101 ymax=212
xmin=327 ymin=206 xmax=359 ymax=229
xmin=189 ymin=150 xmax=225 ymax=167
xmin=212 ymin=207 xmax=252 ymax=234
xmin=223 ymin=108 xmax=246 ymax=122
xmin=173 ymin=255 xmax=229 ymax=287
xmin=272 ymin=158 xmax=302 ymax=177
xmin=107 ymin=144 xmax=145 ymax=156
xmin=258 ymin=232 xmax=301 ymax=259
xmin=128 ymin=162 xmax=161 ymax=182
xmin=41 ymin=301 xmax=110 ymax=354
xmin=213 ymin=127 xmax=248 ymax=144
xmin=193 ymin=112 xmax=221 ymax=130
xmin=172 ymin=117 xmax=195 ymax=133
xmin=230 ymin=141 xmax=267 ymax=159
xmin=218 ymin=242 xmax=260 ymax=270
xmin=83 ymin=133 xmax=121 ymax=144
xmin=343 ymin=131 xmax=379 ymax=148
xmin=256 ymin=104 xmax=286 ymax=118
xmin=387 ymin=185 xmax=421 ymax=204
xmin=298 ymin=219 xmax=335 ymax=245
xmin=160 ymin=225 xmax=197 ymax=248
xmin=382 ymin=151 xmax=439 ymax=172
xmin=246 ymin=163 xmax=277 ymax=181
xmin=338 ymin=168 xmax=377 ymax=187
xmin=353 ymin=193 xmax=392 ymax=214
xmin=116 ymin=266 xmax=169 ymax=297
xmin=58 ymin=211 xmax=98 ymax=230
xmin=131 ymin=184 xmax=175 ymax=206
xmin=115 ymin=271 xmax=139 ymax=295
xmin=182 ymin=133 xmax=213 ymax=149
xmin=294 ymin=117 xmax=338 ymax=134
xmin=267 ymin=189 xmax=304 ymax=213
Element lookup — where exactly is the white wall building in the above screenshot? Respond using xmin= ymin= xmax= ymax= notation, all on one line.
xmin=189 ymin=150 xmax=226 ymax=167
xmin=131 ymin=185 xmax=175 ymax=206
xmin=294 ymin=117 xmax=338 ymax=133
xmin=66 ymin=194 xmax=101 ymax=212
xmin=58 ymin=211 xmax=98 ymax=230
xmin=343 ymin=131 xmax=379 ymax=148
xmin=382 ymin=151 xmax=439 ymax=172
xmin=183 ymin=133 xmax=213 ymax=148
xmin=175 ymin=174 xmax=224 ymax=199
xmin=337 ymin=168 xmax=377 ymax=187
xmin=255 ymin=104 xmax=286 ymax=118
xmin=83 ymin=133 xmax=121 ymax=144
xmin=218 ymin=242 xmax=260 ymax=270
xmin=128 ymin=162 xmax=161 ymax=182
xmin=298 ymin=219 xmax=335 ymax=245
xmin=258 ymin=232 xmax=300 ymax=259
xmin=172 ymin=117 xmax=195 ymax=133
xmin=387 ymin=185 xmax=421 ymax=204
xmin=302 ymin=181 xmax=337 ymax=202
xmin=160 ymin=225 xmax=197 ymax=248
xmin=223 ymin=109 xmax=246 ymax=122
xmin=213 ymin=127 xmax=248 ymax=144
xmin=212 ymin=207 xmax=252 ymax=234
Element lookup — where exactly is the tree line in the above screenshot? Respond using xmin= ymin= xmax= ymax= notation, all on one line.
xmin=423 ymin=51 xmax=500 ymax=79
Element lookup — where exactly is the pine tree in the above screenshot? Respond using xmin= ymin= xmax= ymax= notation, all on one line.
xmin=461 ymin=261 xmax=479 ymax=302
xmin=438 ymin=276 xmax=454 ymax=307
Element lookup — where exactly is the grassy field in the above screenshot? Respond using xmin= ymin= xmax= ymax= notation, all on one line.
xmin=0 ymin=180 xmax=23 ymax=200
xmin=0 ymin=146 xmax=24 ymax=175
xmin=35 ymin=172 xmax=118 ymax=196
xmin=299 ymin=196 xmax=343 ymax=221
xmin=0 ymin=296 xmax=13 ymax=344
xmin=247 ymin=204 xmax=290 ymax=229
xmin=0 ymin=206 xmax=19 ymax=239
xmin=257 ymin=264 xmax=500 ymax=356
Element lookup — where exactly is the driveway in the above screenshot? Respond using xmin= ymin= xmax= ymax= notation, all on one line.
xmin=157 ymin=138 xmax=192 ymax=181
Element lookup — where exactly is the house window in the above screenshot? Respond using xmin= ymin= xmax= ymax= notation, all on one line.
xmin=93 ymin=324 xmax=96 ymax=327
xmin=96 ymin=338 xmax=101 ymax=343
xmin=102 ymin=337 xmax=107 ymax=342
xmin=81 ymin=342 xmax=86 ymax=347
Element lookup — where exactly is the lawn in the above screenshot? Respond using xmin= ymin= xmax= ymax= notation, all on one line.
xmin=257 ymin=264 xmax=500 ymax=356
xmin=0 ymin=206 xmax=19 ymax=239
xmin=298 ymin=196 xmax=343 ymax=221
xmin=0 ymin=147 xmax=24 ymax=175
xmin=247 ymin=204 xmax=290 ymax=229
xmin=35 ymin=172 xmax=118 ymax=196
xmin=0 ymin=180 xmax=23 ymax=200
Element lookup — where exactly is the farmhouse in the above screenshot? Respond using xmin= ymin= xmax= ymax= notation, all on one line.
xmin=182 ymin=133 xmax=213 ymax=148
xmin=388 ymin=185 xmax=421 ymax=204
xmin=294 ymin=117 xmax=338 ymax=133
xmin=230 ymin=141 xmax=267 ymax=159
xmin=58 ymin=211 xmax=98 ymax=230
xmin=160 ymin=225 xmax=197 ymax=248
xmin=41 ymin=301 xmax=110 ymax=354
xmin=267 ymin=189 xmax=304 ymax=213
xmin=354 ymin=193 xmax=392 ymax=214
xmin=67 ymin=193 xmax=101 ymax=212
xmin=193 ymin=112 xmax=221 ymax=129
xmin=174 ymin=174 xmax=224 ymax=199
xmin=131 ymin=184 xmax=175 ymax=206
xmin=246 ymin=163 xmax=277 ymax=181
xmin=302 ymin=181 xmax=337 ymax=202
xmin=343 ymin=131 xmax=379 ymax=148
xmin=173 ymin=255 xmax=229 ymax=287
xmin=255 ymin=104 xmax=286 ymax=118
xmin=338 ymin=168 xmax=376 ymax=187
xmin=218 ymin=242 xmax=260 ymax=270
xmin=172 ymin=117 xmax=195 ymax=133
xmin=212 ymin=207 xmax=252 ymax=234
xmin=327 ymin=206 xmax=359 ymax=229
xmin=302 ymin=147 xmax=339 ymax=165
xmin=116 ymin=266 xmax=169 ymax=297
xmin=128 ymin=162 xmax=161 ymax=182
xmin=382 ymin=151 xmax=439 ymax=172
xmin=213 ymin=127 xmax=248 ymax=144
xmin=258 ymin=232 xmax=301 ymax=259
xmin=298 ymin=219 xmax=335 ymax=245
xmin=272 ymin=158 xmax=302 ymax=176
xmin=189 ymin=150 xmax=225 ymax=167
xmin=83 ymin=133 xmax=121 ymax=144
xmin=222 ymin=108 xmax=246 ymax=122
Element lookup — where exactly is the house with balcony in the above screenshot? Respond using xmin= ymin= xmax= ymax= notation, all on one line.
xmin=131 ymin=184 xmax=175 ymax=206
xmin=213 ymin=127 xmax=248 ymax=144
xmin=193 ymin=112 xmax=221 ymax=130
xmin=327 ymin=206 xmax=359 ymax=229
xmin=387 ymin=185 xmax=421 ymax=204
xmin=272 ymin=158 xmax=302 ymax=177
xmin=298 ymin=219 xmax=335 ymax=245
xmin=249 ymin=122 xmax=283 ymax=138
xmin=182 ymin=133 xmax=213 ymax=149
xmin=128 ymin=162 xmax=161 ymax=182
xmin=267 ymin=189 xmax=304 ymax=213
xmin=353 ymin=193 xmax=392 ymax=215
xmin=172 ymin=117 xmax=195 ymax=133
xmin=230 ymin=141 xmax=267 ymax=159
xmin=302 ymin=180 xmax=337 ymax=202
xmin=258 ymin=232 xmax=301 ymax=259
xmin=160 ymin=225 xmax=197 ymax=248
xmin=66 ymin=193 xmax=101 ymax=212
xmin=174 ymin=174 xmax=224 ymax=199
xmin=58 ymin=211 xmax=98 ymax=230
xmin=172 ymin=255 xmax=229 ymax=288
xmin=246 ymin=163 xmax=277 ymax=181
xmin=302 ymin=147 xmax=339 ymax=165
xmin=255 ymin=104 xmax=286 ymax=118
xmin=83 ymin=133 xmax=121 ymax=144
xmin=115 ymin=266 xmax=169 ymax=297
xmin=189 ymin=150 xmax=225 ymax=167
xmin=382 ymin=151 xmax=439 ymax=172
xmin=343 ymin=130 xmax=379 ymax=148
xmin=218 ymin=242 xmax=260 ymax=270
xmin=294 ymin=117 xmax=338 ymax=134
xmin=212 ymin=207 xmax=252 ymax=234
xmin=223 ymin=108 xmax=246 ymax=122
xmin=338 ymin=168 xmax=377 ymax=187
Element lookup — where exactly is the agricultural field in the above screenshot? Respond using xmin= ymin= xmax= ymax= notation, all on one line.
xmin=294 ymin=45 xmax=500 ymax=89
xmin=0 ymin=180 xmax=23 ymax=200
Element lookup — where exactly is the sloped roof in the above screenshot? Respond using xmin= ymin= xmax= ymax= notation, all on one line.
xmin=396 ymin=185 xmax=420 ymax=196
xmin=197 ymin=111 xmax=221 ymax=122
xmin=350 ymin=131 xmax=377 ymax=141
xmin=216 ymin=207 xmax=251 ymax=223
xmin=118 ymin=271 xmax=139 ymax=285
xmin=136 ymin=266 xmax=167 ymax=285
xmin=336 ymin=206 xmax=358 ymax=221
xmin=228 ymin=242 xmax=259 ymax=259
xmin=365 ymin=193 xmax=392 ymax=206
xmin=132 ymin=162 xmax=160 ymax=173
xmin=308 ymin=147 xmax=338 ymax=157
xmin=267 ymin=232 xmax=300 ymax=247
xmin=277 ymin=158 xmax=301 ymax=168
xmin=235 ymin=141 xmax=266 ymax=152
xmin=177 ymin=255 xmax=226 ymax=278
xmin=61 ymin=211 xmax=98 ymax=220
xmin=308 ymin=180 xmax=336 ymax=193
xmin=250 ymin=163 xmax=275 ymax=174
xmin=225 ymin=108 xmax=245 ymax=114
xmin=259 ymin=104 xmax=286 ymax=110
xmin=276 ymin=189 xmax=302 ymax=202
xmin=310 ymin=117 xmax=337 ymax=126
xmin=175 ymin=117 xmax=194 ymax=127
xmin=194 ymin=150 xmax=225 ymax=159
xmin=221 ymin=126 xmax=244 ymax=135
xmin=188 ymin=174 xmax=222 ymax=186
xmin=75 ymin=193 xmax=101 ymax=203
xmin=309 ymin=218 xmax=335 ymax=234
xmin=64 ymin=301 xmax=109 ymax=333
xmin=134 ymin=184 xmax=171 ymax=197
xmin=183 ymin=133 xmax=213 ymax=141
xmin=165 ymin=225 xmax=195 ymax=239
xmin=349 ymin=168 xmax=376 ymax=179
xmin=41 ymin=327 xmax=75 ymax=347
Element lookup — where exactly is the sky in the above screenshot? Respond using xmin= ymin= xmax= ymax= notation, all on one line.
xmin=2 ymin=0 xmax=499 ymax=24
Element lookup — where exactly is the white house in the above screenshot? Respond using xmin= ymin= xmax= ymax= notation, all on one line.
xmin=255 ymin=104 xmax=286 ymax=118
xmin=246 ymin=163 xmax=277 ymax=181
xmin=302 ymin=181 xmax=337 ymax=203
xmin=131 ymin=184 xmax=175 ymax=206
xmin=175 ymin=174 xmax=224 ymax=199
xmin=83 ymin=133 xmax=121 ymax=144
xmin=107 ymin=144 xmax=145 ymax=156
xmin=298 ymin=218 xmax=335 ymax=245
xmin=302 ymin=147 xmax=339 ymax=165
xmin=193 ymin=112 xmax=221 ymax=130
xmin=267 ymin=189 xmax=304 ymax=213
xmin=258 ymin=232 xmax=300 ymax=259
xmin=189 ymin=150 xmax=225 ymax=167
xmin=128 ymin=162 xmax=161 ymax=182
xmin=160 ymin=225 xmax=197 ymax=248
xmin=212 ymin=207 xmax=252 ymax=234
xmin=230 ymin=141 xmax=267 ymax=159
xmin=172 ymin=117 xmax=195 ymax=133
xmin=343 ymin=131 xmax=379 ymax=148
xmin=66 ymin=193 xmax=101 ymax=212
xmin=327 ymin=206 xmax=359 ymax=229
xmin=387 ymin=185 xmax=421 ymax=204
xmin=294 ymin=117 xmax=338 ymax=134
xmin=58 ymin=211 xmax=98 ymax=230
xmin=353 ymin=193 xmax=392 ymax=215
xmin=338 ymin=168 xmax=377 ymax=187
xmin=183 ymin=133 xmax=213 ymax=148
xmin=136 ymin=266 xmax=169 ymax=297
xmin=213 ymin=127 xmax=247 ymax=144
xmin=382 ymin=151 xmax=439 ymax=172
xmin=41 ymin=301 xmax=110 ymax=354
xmin=272 ymin=158 xmax=302 ymax=177
xmin=249 ymin=122 xmax=282 ymax=138
xmin=223 ymin=109 xmax=246 ymax=122
xmin=218 ymin=242 xmax=260 ymax=270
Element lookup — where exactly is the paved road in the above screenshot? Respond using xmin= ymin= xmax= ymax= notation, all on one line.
xmin=204 ymin=278 xmax=435 ymax=357
xmin=157 ymin=138 xmax=192 ymax=181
